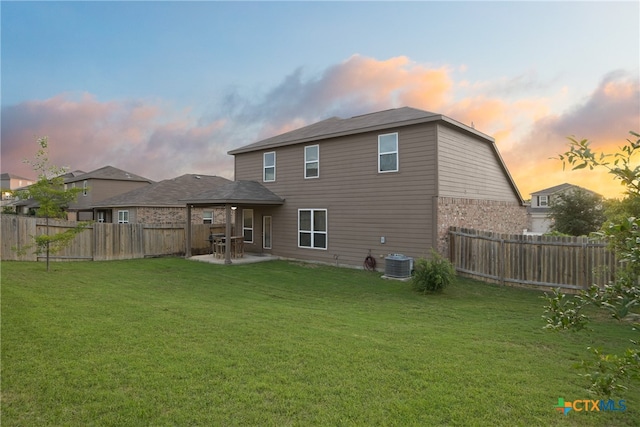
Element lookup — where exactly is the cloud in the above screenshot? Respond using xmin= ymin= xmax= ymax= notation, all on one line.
xmin=2 ymin=56 xmax=637 ymax=199
xmin=502 ymin=70 xmax=640 ymax=198
xmin=212 ymin=55 xmax=454 ymax=140
xmin=1 ymin=93 xmax=232 ymax=181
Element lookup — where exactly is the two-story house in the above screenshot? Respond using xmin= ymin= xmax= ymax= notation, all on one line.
xmin=64 ymin=166 xmax=153 ymax=221
xmin=7 ymin=170 xmax=86 ymax=214
xmin=1 ymin=173 xmax=34 ymax=204
xmin=185 ymin=107 xmax=528 ymax=268
xmin=528 ymin=183 xmax=601 ymax=234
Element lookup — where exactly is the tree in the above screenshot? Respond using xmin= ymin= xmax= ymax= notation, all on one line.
xmin=13 ymin=137 xmax=90 ymax=271
xmin=543 ymin=131 xmax=640 ymax=398
xmin=548 ymin=188 xmax=606 ymax=236
xmin=604 ymin=195 xmax=640 ymax=226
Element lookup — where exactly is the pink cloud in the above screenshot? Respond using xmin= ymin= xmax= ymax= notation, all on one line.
xmin=1 ymin=93 xmax=234 ymax=181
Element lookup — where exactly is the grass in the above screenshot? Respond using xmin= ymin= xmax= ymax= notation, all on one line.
xmin=1 ymin=258 xmax=638 ymax=426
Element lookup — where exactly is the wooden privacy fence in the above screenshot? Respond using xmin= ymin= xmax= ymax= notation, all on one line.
xmin=1 ymin=215 xmax=216 ymax=261
xmin=448 ymin=227 xmax=617 ymax=291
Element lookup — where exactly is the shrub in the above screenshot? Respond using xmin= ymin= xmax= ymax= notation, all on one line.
xmin=412 ymin=250 xmax=456 ymax=294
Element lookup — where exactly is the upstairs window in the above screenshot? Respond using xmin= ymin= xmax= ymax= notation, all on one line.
xmin=298 ymin=209 xmax=327 ymax=250
xmin=539 ymin=195 xmax=548 ymax=207
xmin=118 ymin=210 xmax=129 ymax=224
xmin=264 ymin=152 xmax=276 ymax=182
xmin=83 ymin=180 xmax=88 ymax=196
xmin=304 ymin=145 xmax=319 ymax=179
xmin=378 ymin=133 xmax=398 ymax=173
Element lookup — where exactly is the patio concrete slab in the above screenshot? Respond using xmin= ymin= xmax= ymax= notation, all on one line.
xmin=188 ymin=253 xmax=278 ymax=265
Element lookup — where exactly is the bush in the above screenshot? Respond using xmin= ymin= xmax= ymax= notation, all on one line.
xmin=412 ymin=250 xmax=456 ymax=294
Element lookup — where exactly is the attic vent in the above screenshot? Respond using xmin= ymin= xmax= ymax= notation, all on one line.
xmin=384 ymin=254 xmax=413 ymax=279
xmin=195 ymin=175 xmax=201 ymax=179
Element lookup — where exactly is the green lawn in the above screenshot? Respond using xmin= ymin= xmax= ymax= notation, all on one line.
xmin=1 ymin=258 xmax=638 ymax=426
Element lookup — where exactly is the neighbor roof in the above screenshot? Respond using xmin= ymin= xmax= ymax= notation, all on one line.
xmin=1 ymin=172 xmax=34 ymax=181
xmin=94 ymin=174 xmax=230 ymax=208
xmin=60 ymin=170 xmax=86 ymax=179
xmin=531 ymin=183 xmax=601 ymax=197
xmin=228 ymin=107 xmax=490 ymax=155
xmin=64 ymin=166 xmax=152 ymax=184
xmin=183 ymin=180 xmax=284 ymax=206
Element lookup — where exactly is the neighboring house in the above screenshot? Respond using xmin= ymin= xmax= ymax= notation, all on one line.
xmin=1 ymin=173 xmax=34 ymax=204
xmin=7 ymin=170 xmax=85 ymax=214
xmin=64 ymin=166 xmax=153 ymax=221
xmin=528 ymin=183 xmax=601 ymax=234
xmin=93 ymin=174 xmax=231 ymax=224
xmin=185 ymin=107 xmax=528 ymax=268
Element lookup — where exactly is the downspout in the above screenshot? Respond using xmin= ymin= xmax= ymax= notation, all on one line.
xmin=185 ymin=204 xmax=192 ymax=258
xmin=433 ymin=123 xmax=441 ymax=255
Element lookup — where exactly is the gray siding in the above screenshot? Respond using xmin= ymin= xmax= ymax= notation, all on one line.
xmin=235 ymin=123 xmax=439 ymax=268
xmin=437 ymin=125 xmax=518 ymax=202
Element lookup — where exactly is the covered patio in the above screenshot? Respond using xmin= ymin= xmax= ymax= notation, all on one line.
xmin=183 ymin=180 xmax=284 ymax=264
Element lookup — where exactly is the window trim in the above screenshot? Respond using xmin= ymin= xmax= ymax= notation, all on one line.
xmin=298 ymin=208 xmax=327 ymax=250
xmin=117 ymin=210 xmax=129 ymax=224
xmin=263 ymin=152 xmax=276 ymax=182
xmin=82 ymin=180 xmax=88 ymax=196
xmin=304 ymin=144 xmax=319 ymax=179
xmin=202 ymin=210 xmax=213 ymax=224
xmin=378 ymin=132 xmax=399 ymax=173
xmin=243 ymin=209 xmax=254 ymax=243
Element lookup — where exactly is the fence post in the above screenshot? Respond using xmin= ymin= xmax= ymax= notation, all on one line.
xmin=449 ymin=227 xmax=455 ymax=265
xmin=185 ymin=205 xmax=192 ymax=258
xmin=499 ymin=237 xmax=505 ymax=286
xmin=582 ymin=238 xmax=588 ymax=289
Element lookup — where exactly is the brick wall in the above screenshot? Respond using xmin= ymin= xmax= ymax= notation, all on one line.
xmin=136 ymin=207 xmax=227 ymax=224
xmin=437 ymin=197 xmax=528 ymax=254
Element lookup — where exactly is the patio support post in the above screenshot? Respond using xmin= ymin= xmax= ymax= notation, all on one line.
xmin=225 ymin=203 xmax=232 ymax=264
xmin=185 ymin=204 xmax=192 ymax=258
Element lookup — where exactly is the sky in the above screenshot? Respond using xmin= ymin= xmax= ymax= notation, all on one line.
xmin=1 ymin=1 xmax=639 ymax=199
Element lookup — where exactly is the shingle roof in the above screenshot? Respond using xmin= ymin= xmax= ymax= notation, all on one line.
xmin=61 ymin=170 xmax=86 ymax=179
xmin=1 ymin=172 xmax=34 ymax=181
xmin=64 ymin=166 xmax=152 ymax=184
xmin=94 ymin=174 xmax=231 ymax=207
xmin=530 ymin=183 xmax=600 ymax=197
xmin=183 ymin=180 xmax=284 ymax=205
xmin=228 ymin=107 xmax=488 ymax=154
